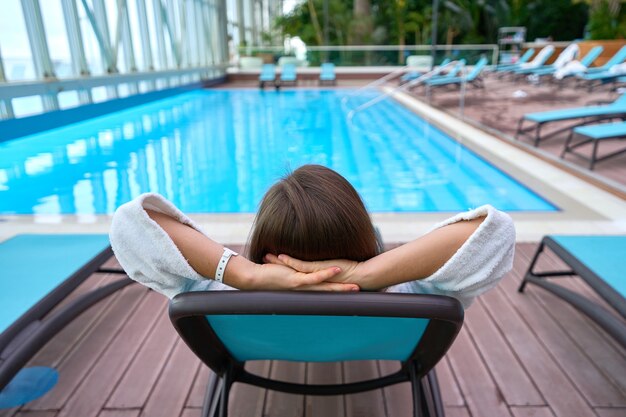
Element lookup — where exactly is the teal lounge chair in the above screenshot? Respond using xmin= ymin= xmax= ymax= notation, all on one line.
xmin=424 ymin=57 xmax=488 ymax=89
xmin=319 ymin=63 xmax=336 ymax=86
xmin=515 ymin=93 xmax=626 ymax=146
xmin=0 ymin=235 xmax=131 ymax=396
xmin=513 ymin=44 xmax=578 ymax=77
xmin=258 ymin=64 xmax=276 ymax=88
xmin=498 ymin=45 xmax=554 ymax=79
xmin=519 ymin=235 xmax=626 ymax=347
xmin=579 ymin=45 xmax=626 ymax=75
xmin=277 ymin=63 xmax=297 ymax=88
xmin=562 ymin=120 xmax=626 ymax=169
xmin=170 ymin=291 xmax=463 ymax=417
xmin=493 ymin=48 xmax=535 ymax=72
xmin=400 ymin=58 xmax=450 ymax=84
xmin=528 ymin=46 xmax=603 ymax=79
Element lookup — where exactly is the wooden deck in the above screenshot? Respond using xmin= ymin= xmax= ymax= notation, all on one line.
xmin=1 ymin=243 xmax=624 ymax=417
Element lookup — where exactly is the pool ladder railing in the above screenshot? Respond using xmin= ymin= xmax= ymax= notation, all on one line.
xmin=346 ymin=60 xmax=467 ymax=123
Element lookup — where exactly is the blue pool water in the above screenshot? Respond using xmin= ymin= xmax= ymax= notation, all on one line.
xmin=0 ymin=89 xmax=556 ymax=214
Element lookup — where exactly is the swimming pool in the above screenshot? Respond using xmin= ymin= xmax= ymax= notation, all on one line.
xmin=0 ymin=89 xmax=556 ymax=215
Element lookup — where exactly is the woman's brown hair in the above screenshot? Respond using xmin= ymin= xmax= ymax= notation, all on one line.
xmin=248 ymin=165 xmax=379 ymax=263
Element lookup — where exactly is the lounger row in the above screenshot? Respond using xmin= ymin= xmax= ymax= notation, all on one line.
xmin=516 ymin=93 xmax=626 ymax=169
xmin=259 ymin=63 xmax=336 ymax=88
xmin=493 ymin=43 xmax=626 ymax=89
xmin=402 ymin=57 xmax=488 ymax=92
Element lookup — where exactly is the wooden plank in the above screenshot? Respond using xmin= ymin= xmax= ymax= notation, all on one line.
xmin=464 ymin=297 xmax=544 ymax=406
xmin=443 ymin=407 xmax=471 ymax=417
xmin=342 ymin=361 xmax=386 ymax=417
xmin=436 ymin=357 xmax=464 ymax=407
xmin=229 ymin=361 xmax=271 ymax=417
xmin=12 ymin=412 xmax=58 ymax=417
xmin=304 ymin=362 xmax=344 ymax=417
xmin=510 ymin=406 xmax=555 ymax=417
xmin=106 ymin=300 xmax=179 ymax=408
xmin=378 ymin=361 xmax=411 ymax=417
xmin=185 ymin=366 xmax=212 ymax=409
xmin=56 ymin=290 xmax=166 ymax=417
xmin=594 ymin=408 xmax=626 ymax=417
xmin=479 ymin=276 xmax=597 ymax=417
xmin=446 ymin=326 xmax=512 ymax=417
xmin=180 ymin=409 xmax=201 ymax=417
xmin=263 ymin=361 xmax=305 ymax=417
xmin=28 ymin=274 xmax=117 ymax=367
xmin=97 ymin=410 xmax=140 ymax=417
xmin=25 ymin=284 xmax=148 ymax=411
xmin=141 ymin=340 xmax=201 ymax=417
xmin=509 ymin=246 xmax=626 ymax=406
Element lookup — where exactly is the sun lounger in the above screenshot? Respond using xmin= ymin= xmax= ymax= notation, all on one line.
xmin=424 ymin=57 xmax=488 ymax=89
xmin=493 ymin=48 xmax=535 ymax=72
xmin=258 ymin=64 xmax=276 ymax=88
xmin=401 ymin=58 xmax=450 ymax=84
xmin=579 ymin=45 xmax=626 ymax=75
xmin=277 ymin=63 xmax=297 ymax=88
xmin=514 ymin=43 xmax=578 ymax=76
xmin=515 ymin=93 xmax=626 ymax=146
xmin=519 ymin=235 xmax=626 ymax=347
xmin=561 ymin=120 xmax=626 ymax=169
xmin=0 ymin=235 xmax=131 ymax=396
xmin=498 ymin=46 xmax=554 ymax=78
xmin=319 ymin=63 xmax=336 ymax=86
xmin=170 ymin=291 xmax=463 ymax=417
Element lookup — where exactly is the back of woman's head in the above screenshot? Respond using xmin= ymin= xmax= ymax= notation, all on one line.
xmin=248 ymin=165 xmax=378 ymax=263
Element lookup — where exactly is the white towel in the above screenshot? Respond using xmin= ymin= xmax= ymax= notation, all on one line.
xmin=554 ymin=60 xmax=587 ymax=79
xmin=109 ymin=194 xmax=515 ymax=309
xmin=519 ymin=45 xmax=555 ymax=70
xmin=609 ymin=62 xmax=626 ymax=75
xmin=109 ymin=193 xmax=233 ymax=299
xmin=552 ymin=44 xmax=579 ymax=69
xmin=387 ymin=205 xmax=515 ymax=308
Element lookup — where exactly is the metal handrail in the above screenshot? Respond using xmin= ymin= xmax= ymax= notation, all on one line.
xmin=340 ymin=65 xmax=412 ymax=106
xmin=347 ymin=60 xmax=463 ymax=121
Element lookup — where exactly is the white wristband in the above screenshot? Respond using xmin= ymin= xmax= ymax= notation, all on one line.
xmin=215 ymin=248 xmax=238 ymax=283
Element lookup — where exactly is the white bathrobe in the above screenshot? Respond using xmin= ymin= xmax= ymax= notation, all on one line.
xmin=109 ymin=193 xmax=515 ymax=309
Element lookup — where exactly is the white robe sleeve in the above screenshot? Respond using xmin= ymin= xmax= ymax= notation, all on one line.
xmin=109 ymin=193 xmax=234 ymax=298
xmin=386 ymin=205 xmax=515 ymax=309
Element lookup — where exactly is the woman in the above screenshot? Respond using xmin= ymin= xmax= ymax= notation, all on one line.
xmin=110 ymin=164 xmax=515 ymax=308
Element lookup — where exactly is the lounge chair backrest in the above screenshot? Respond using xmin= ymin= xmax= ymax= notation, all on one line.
xmin=447 ymin=59 xmax=466 ymax=77
xmin=281 ymin=63 xmax=296 ymax=76
xmin=169 ymin=291 xmax=463 ymax=375
xmin=439 ymin=58 xmax=451 ymax=67
xmin=260 ymin=64 xmax=275 ymax=76
xmin=528 ymin=45 xmax=555 ymax=67
xmin=601 ymin=45 xmax=626 ymax=69
xmin=321 ymin=62 xmax=335 ymax=74
xmin=552 ymin=44 xmax=579 ymax=69
xmin=406 ymin=55 xmax=432 ymax=69
xmin=581 ymin=46 xmax=604 ymax=67
xmin=517 ymin=48 xmax=535 ymax=64
xmin=466 ymin=57 xmax=488 ymax=80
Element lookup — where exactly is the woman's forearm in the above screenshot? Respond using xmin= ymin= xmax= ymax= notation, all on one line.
xmin=354 ymin=217 xmax=485 ymax=290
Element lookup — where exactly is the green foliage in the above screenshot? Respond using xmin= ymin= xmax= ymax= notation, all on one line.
xmin=586 ymin=0 xmax=626 ymax=40
xmin=273 ymin=0 xmax=591 ymax=46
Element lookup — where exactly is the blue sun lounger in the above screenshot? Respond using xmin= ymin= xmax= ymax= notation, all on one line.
xmin=319 ymin=63 xmax=336 ymax=86
xmin=519 ymin=235 xmax=626 ymax=347
xmin=401 ymin=58 xmax=450 ymax=84
xmin=424 ymin=57 xmax=488 ymax=89
xmin=0 ymin=235 xmax=131 ymax=398
xmin=277 ymin=63 xmax=297 ymax=88
xmin=170 ymin=291 xmax=463 ymax=417
xmin=516 ymin=93 xmax=626 ymax=146
xmin=258 ymin=64 xmax=276 ymax=88
xmin=562 ymin=121 xmax=626 ymax=169
xmin=493 ymin=48 xmax=535 ymax=72
xmin=530 ymin=46 xmax=603 ymax=78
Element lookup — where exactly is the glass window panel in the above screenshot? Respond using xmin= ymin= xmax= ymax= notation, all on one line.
xmin=58 ymin=91 xmax=80 ymax=109
xmin=92 ymin=86 xmax=108 ymax=102
xmin=144 ymin=0 xmax=161 ymax=69
xmin=127 ymin=0 xmax=146 ymax=70
xmin=139 ymin=81 xmax=151 ymax=92
xmin=0 ymin=1 xmax=36 ymax=81
xmin=118 ymin=83 xmax=130 ymax=97
xmin=12 ymin=95 xmax=44 ymax=117
xmin=40 ymin=0 xmax=73 ymax=78
xmin=79 ymin=1 xmax=105 ymax=75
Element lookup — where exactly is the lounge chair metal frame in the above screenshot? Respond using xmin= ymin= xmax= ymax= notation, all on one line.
xmin=0 ymin=240 xmax=132 ymax=390
xmin=170 ymin=291 xmax=464 ymax=417
xmin=561 ymin=124 xmax=626 ymax=169
xmin=518 ymin=236 xmax=626 ymax=347
xmin=515 ymin=114 xmax=626 ymax=147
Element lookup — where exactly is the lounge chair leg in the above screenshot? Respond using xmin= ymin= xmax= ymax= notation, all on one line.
xmin=201 ymin=371 xmax=221 ymax=417
xmin=519 ymin=241 xmax=545 ymax=293
xmin=515 ymin=118 xmax=524 ymax=140
xmin=534 ymin=124 xmax=542 ymax=147
xmin=561 ymin=131 xmax=574 ymax=158
xmin=218 ymin=368 xmax=233 ymax=417
xmin=590 ymin=140 xmax=599 ymax=170
xmin=409 ymin=361 xmax=422 ymax=417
